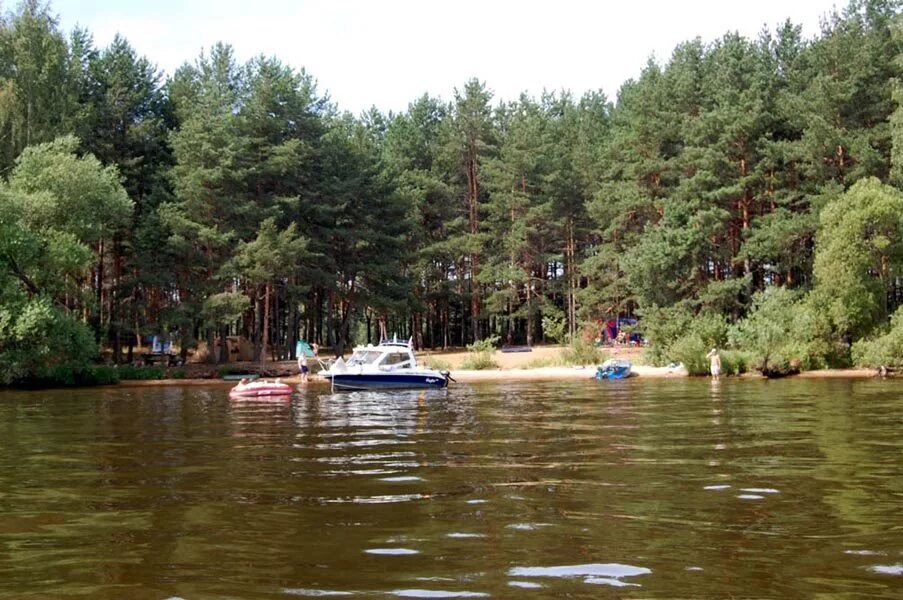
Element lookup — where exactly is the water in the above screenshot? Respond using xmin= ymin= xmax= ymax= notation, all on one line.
xmin=0 ymin=378 xmax=900 ymax=599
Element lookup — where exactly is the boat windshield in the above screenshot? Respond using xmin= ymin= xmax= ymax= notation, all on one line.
xmin=347 ymin=350 xmax=383 ymax=366
xmin=382 ymin=351 xmax=413 ymax=369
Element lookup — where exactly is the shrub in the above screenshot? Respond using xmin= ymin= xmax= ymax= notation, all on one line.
xmin=116 ymin=365 xmax=168 ymax=380
xmin=641 ymin=306 xmax=728 ymax=371
xmin=84 ymin=365 xmax=121 ymax=385
xmin=541 ymin=315 xmax=567 ymax=344
xmin=730 ymin=287 xmax=830 ymax=374
xmin=461 ymin=352 xmax=499 ymax=370
xmin=639 ymin=305 xmax=695 ymax=366
xmin=852 ymin=306 xmax=903 ymax=368
xmin=166 ymin=368 xmax=188 ymax=379
xmin=14 ymin=364 xmax=121 ymax=388
xmin=720 ymin=350 xmax=751 ymax=376
xmin=462 ymin=335 xmax=500 ymax=370
xmin=466 ymin=336 xmax=499 ymax=354
xmin=560 ymin=336 xmax=607 ymax=366
xmin=668 ymin=334 xmax=709 ymax=376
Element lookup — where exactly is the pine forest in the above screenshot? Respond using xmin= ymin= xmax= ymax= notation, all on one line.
xmin=2 ymin=0 xmax=903 ymax=384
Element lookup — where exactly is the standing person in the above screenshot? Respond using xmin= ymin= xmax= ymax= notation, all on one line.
xmin=311 ymin=343 xmax=319 ymax=357
xmin=706 ymin=348 xmax=722 ymax=380
xmin=298 ymin=352 xmax=309 ymax=383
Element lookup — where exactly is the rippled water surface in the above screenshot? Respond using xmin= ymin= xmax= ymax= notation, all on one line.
xmin=0 ymin=378 xmax=901 ymax=598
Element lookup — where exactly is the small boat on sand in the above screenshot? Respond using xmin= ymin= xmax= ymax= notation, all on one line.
xmin=594 ymin=359 xmax=633 ymax=380
xmin=229 ymin=379 xmax=292 ymax=398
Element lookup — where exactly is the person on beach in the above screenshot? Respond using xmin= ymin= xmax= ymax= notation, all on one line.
xmin=298 ymin=353 xmax=309 ymax=382
xmin=706 ymin=348 xmax=721 ymax=380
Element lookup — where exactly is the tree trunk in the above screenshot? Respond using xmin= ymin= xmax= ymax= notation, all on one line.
xmin=467 ymin=152 xmax=481 ymax=342
xmin=219 ymin=324 xmax=229 ymax=363
xmin=526 ymin=273 xmax=533 ymax=347
xmin=260 ymin=283 xmax=271 ymax=368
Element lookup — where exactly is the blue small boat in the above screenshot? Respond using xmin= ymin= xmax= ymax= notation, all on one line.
xmin=595 ymin=359 xmax=632 ymax=380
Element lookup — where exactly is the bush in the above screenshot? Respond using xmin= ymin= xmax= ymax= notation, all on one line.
xmin=84 ymin=365 xmax=121 ymax=385
xmin=668 ymin=334 xmax=709 ymax=376
xmin=560 ymin=336 xmax=607 ymax=366
xmin=466 ymin=336 xmax=499 ymax=353
xmin=852 ymin=306 xmax=903 ymax=368
xmin=0 ymin=297 xmax=98 ymax=385
xmin=462 ymin=335 xmax=500 ymax=370
xmin=167 ymin=368 xmax=188 ymax=379
xmin=730 ymin=287 xmax=830 ymax=374
xmin=720 ymin=350 xmax=751 ymax=376
xmin=461 ymin=352 xmax=499 ymax=370
xmin=116 ymin=365 xmax=168 ymax=380
xmin=14 ymin=364 xmax=121 ymax=388
xmin=640 ymin=305 xmax=695 ymax=366
xmin=541 ymin=315 xmax=567 ymax=344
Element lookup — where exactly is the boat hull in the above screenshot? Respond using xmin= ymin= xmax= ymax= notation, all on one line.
xmin=323 ymin=373 xmax=449 ymax=391
xmin=595 ymin=368 xmax=631 ymax=380
xmin=595 ymin=360 xmax=633 ymax=380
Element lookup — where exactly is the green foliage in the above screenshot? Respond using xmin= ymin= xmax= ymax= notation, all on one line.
xmin=640 ymin=306 xmax=727 ymax=367
xmin=83 ymin=366 xmax=121 ymax=385
xmin=720 ymin=350 xmax=751 ymax=376
xmin=668 ymin=335 xmax=710 ymax=376
xmin=115 ymin=365 xmax=168 ymax=380
xmin=3 ymin=1 xmax=903 ymax=384
xmin=851 ymin=306 xmax=903 ymax=368
xmin=0 ymin=296 xmax=97 ymax=385
xmin=202 ymin=292 xmax=251 ymax=328
xmin=541 ymin=315 xmax=567 ymax=344
xmin=811 ymin=178 xmax=903 ymax=341
xmin=24 ymin=364 xmax=120 ymax=387
xmin=462 ymin=335 xmax=500 ymax=370
xmin=560 ymin=337 xmax=607 ymax=366
xmin=8 ymin=135 xmax=133 ymax=243
xmin=460 ymin=352 xmax=499 ymax=370
xmin=640 ymin=308 xmax=730 ymax=374
xmin=466 ymin=335 xmax=500 ymax=354
xmin=730 ymin=287 xmax=830 ymax=373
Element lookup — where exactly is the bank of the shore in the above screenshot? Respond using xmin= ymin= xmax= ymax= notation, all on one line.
xmin=115 ymin=363 xmax=884 ymax=388
xmin=107 ymin=342 xmax=888 ymax=388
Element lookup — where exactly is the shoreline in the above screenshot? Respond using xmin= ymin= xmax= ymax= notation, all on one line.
xmin=114 ymin=364 xmax=885 ymax=387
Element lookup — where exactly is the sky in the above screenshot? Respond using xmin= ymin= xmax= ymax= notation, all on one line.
xmin=50 ymin=0 xmax=842 ymax=115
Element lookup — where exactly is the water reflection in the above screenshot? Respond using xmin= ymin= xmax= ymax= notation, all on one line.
xmin=0 ymin=378 xmax=900 ymax=598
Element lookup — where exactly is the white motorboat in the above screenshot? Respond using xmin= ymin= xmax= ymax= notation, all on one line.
xmin=321 ymin=338 xmax=452 ymax=391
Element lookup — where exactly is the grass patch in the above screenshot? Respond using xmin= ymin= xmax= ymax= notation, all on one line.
xmin=421 ymin=357 xmax=452 ymax=370
xmin=460 ymin=353 xmax=498 ymax=370
xmin=521 ymin=355 xmax=567 ymax=369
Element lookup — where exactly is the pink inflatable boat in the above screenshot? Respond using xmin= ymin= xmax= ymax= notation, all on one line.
xmin=229 ymin=379 xmax=293 ymax=398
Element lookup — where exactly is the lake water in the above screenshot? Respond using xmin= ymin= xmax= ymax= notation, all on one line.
xmin=0 ymin=378 xmax=900 ymax=599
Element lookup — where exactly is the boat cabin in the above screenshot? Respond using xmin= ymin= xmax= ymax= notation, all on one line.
xmin=346 ymin=340 xmax=417 ymax=371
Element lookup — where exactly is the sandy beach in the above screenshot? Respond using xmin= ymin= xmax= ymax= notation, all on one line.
xmin=117 ymin=344 xmax=884 ymax=387
xmin=413 ymin=345 xmax=688 ymax=382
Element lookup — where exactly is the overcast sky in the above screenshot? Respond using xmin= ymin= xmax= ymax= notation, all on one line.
xmin=50 ymin=0 xmax=841 ymax=115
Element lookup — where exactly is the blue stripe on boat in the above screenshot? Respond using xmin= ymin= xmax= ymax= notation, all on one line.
xmin=324 ymin=373 xmax=449 ymax=390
